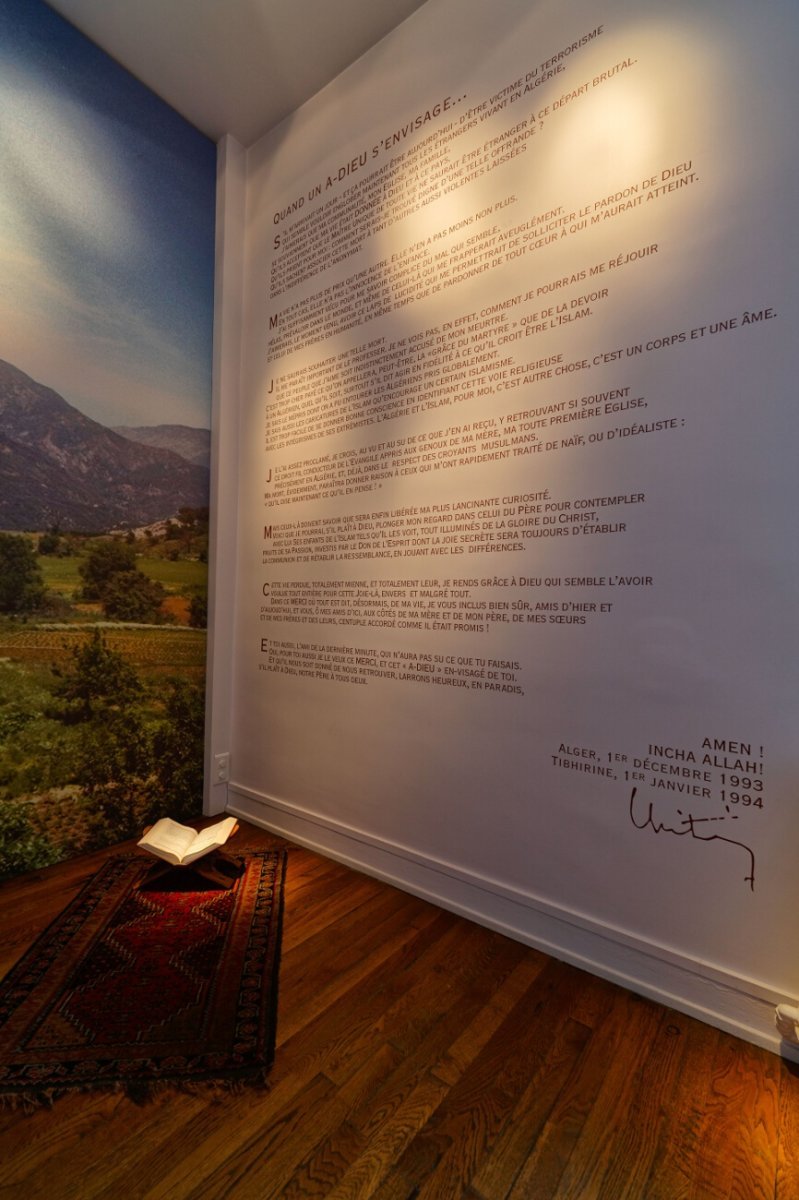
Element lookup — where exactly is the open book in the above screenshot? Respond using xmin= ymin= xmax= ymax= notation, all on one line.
xmin=138 ymin=816 xmax=238 ymax=867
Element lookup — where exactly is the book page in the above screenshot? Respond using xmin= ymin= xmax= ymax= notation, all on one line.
xmin=138 ymin=817 xmax=196 ymax=864
xmin=181 ymin=816 xmax=238 ymax=865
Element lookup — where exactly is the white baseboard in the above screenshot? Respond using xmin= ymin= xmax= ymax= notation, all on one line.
xmin=228 ymin=783 xmax=798 ymax=1063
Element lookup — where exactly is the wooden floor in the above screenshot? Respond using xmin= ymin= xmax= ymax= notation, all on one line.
xmin=1 ymin=822 xmax=798 ymax=1199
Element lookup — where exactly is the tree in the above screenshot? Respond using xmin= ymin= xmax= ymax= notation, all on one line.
xmin=101 ymin=571 xmax=166 ymax=622
xmin=188 ymin=590 xmax=207 ymax=629
xmin=52 ymin=630 xmax=152 ymax=793
xmin=0 ymin=534 xmax=46 ymax=613
xmin=54 ymin=628 xmax=142 ymax=723
xmin=38 ymin=528 xmax=62 ymax=556
xmin=78 ymin=540 xmax=137 ymax=600
xmin=152 ymin=679 xmax=206 ymax=818
xmin=0 ymin=801 xmax=59 ymax=881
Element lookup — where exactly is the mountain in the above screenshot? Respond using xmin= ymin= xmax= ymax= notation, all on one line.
xmin=112 ymin=424 xmax=210 ymax=468
xmin=0 ymin=358 xmax=209 ymax=532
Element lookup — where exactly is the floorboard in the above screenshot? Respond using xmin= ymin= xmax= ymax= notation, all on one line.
xmin=0 ymin=821 xmax=797 ymax=1199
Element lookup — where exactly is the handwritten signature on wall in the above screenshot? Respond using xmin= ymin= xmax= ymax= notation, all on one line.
xmin=628 ymin=787 xmax=755 ymax=891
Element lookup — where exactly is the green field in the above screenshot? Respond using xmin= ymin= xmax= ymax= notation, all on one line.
xmin=38 ymin=554 xmax=83 ymax=597
xmin=39 ymin=552 xmax=207 ymax=599
xmin=142 ymin=557 xmax=207 ymax=592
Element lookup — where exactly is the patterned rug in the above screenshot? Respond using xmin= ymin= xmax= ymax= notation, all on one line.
xmin=0 ymin=851 xmax=286 ymax=1107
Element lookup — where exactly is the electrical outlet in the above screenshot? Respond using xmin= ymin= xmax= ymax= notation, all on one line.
xmin=214 ymin=752 xmax=230 ymax=784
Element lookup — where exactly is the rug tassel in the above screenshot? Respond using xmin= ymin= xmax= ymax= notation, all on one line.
xmin=0 ymin=1090 xmax=53 ymax=1114
xmin=2 ymin=1069 xmax=274 ymax=1114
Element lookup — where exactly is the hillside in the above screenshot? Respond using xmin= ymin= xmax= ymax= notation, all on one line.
xmin=0 ymin=359 xmax=209 ymax=531
xmin=113 ymin=424 xmax=210 ymax=468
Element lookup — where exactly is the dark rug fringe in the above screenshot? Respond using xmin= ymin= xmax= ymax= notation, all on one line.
xmin=0 ymin=1068 xmax=273 ymax=1114
xmin=0 ymin=1089 xmax=55 ymax=1114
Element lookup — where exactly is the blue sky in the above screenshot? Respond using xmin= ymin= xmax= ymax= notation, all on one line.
xmin=0 ymin=0 xmax=216 ymax=428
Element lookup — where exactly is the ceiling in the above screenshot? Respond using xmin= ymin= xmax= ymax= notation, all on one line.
xmin=46 ymin=0 xmax=429 ymax=146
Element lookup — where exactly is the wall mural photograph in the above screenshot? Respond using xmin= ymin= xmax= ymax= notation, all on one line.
xmin=0 ymin=0 xmax=216 ymax=879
